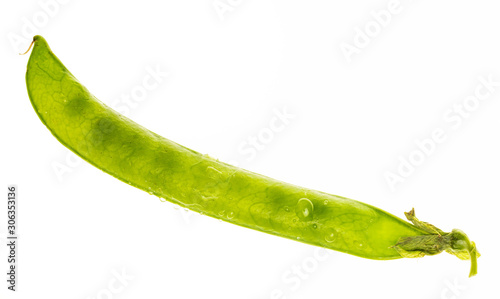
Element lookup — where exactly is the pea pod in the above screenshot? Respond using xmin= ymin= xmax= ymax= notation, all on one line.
xmin=24 ymin=35 xmax=478 ymax=276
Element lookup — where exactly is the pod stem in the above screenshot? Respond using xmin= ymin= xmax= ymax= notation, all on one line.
xmin=392 ymin=208 xmax=479 ymax=277
xmin=467 ymin=241 xmax=478 ymax=277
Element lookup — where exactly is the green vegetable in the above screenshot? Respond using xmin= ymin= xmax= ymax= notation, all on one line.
xmin=24 ymin=35 xmax=478 ymax=276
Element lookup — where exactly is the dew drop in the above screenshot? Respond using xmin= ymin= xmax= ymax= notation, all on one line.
xmin=324 ymin=229 xmax=337 ymax=243
xmin=353 ymin=240 xmax=365 ymax=249
xmin=284 ymin=206 xmax=290 ymax=212
xmin=227 ymin=211 xmax=235 ymax=219
xmin=218 ymin=210 xmax=225 ymax=217
xmin=312 ymin=224 xmax=318 ymax=229
xmin=295 ymin=198 xmax=314 ymax=221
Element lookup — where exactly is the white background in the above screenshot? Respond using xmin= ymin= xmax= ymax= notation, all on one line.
xmin=1 ymin=1 xmax=500 ymax=298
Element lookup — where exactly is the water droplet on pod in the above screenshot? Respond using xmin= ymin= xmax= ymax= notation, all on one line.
xmin=312 ymin=224 xmax=318 ymax=229
xmin=353 ymin=240 xmax=364 ymax=249
xmin=295 ymin=198 xmax=314 ymax=221
xmin=324 ymin=229 xmax=337 ymax=243
xmin=227 ymin=211 xmax=234 ymax=219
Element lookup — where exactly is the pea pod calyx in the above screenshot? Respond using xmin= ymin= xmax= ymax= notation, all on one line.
xmin=392 ymin=208 xmax=479 ymax=277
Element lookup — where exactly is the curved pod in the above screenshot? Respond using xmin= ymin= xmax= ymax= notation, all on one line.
xmin=25 ymin=36 xmax=477 ymax=275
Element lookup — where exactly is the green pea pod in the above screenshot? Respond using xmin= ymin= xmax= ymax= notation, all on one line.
xmin=24 ymin=35 xmax=478 ymax=277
